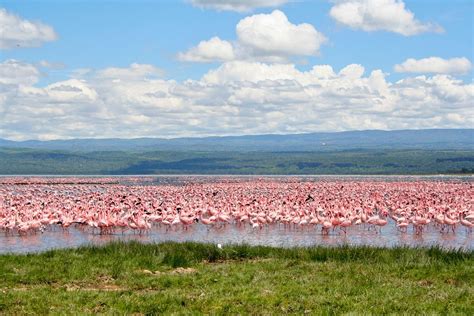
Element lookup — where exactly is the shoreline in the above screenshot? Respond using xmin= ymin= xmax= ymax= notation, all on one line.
xmin=2 ymin=239 xmax=474 ymax=256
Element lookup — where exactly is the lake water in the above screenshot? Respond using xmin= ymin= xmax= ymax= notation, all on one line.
xmin=1 ymin=221 xmax=472 ymax=254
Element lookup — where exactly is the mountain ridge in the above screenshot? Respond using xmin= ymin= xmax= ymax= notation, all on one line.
xmin=1 ymin=129 xmax=473 ymax=152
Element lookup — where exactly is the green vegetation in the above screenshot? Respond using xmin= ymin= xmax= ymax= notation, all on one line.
xmin=1 ymin=147 xmax=473 ymax=175
xmin=1 ymin=241 xmax=473 ymax=314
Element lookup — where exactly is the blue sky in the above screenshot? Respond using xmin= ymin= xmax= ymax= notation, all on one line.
xmin=0 ymin=0 xmax=473 ymax=140
xmin=2 ymin=0 xmax=473 ymax=82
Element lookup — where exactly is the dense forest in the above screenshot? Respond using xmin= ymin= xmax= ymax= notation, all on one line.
xmin=1 ymin=148 xmax=473 ymax=175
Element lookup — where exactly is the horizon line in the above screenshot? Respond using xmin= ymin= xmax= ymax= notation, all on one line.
xmin=2 ymin=128 xmax=473 ymax=143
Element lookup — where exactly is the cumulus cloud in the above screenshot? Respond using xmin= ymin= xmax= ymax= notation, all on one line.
xmin=236 ymin=10 xmax=326 ymax=57
xmin=0 ymin=8 xmax=57 ymax=49
xmin=1 ymin=60 xmax=473 ymax=140
xmin=394 ymin=57 xmax=472 ymax=74
xmin=329 ymin=0 xmax=443 ymax=36
xmin=178 ymin=37 xmax=235 ymax=62
xmin=178 ymin=10 xmax=326 ymax=63
xmin=189 ymin=0 xmax=288 ymax=12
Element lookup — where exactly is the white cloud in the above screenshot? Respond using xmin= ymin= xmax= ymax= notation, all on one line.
xmin=394 ymin=57 xmax=472 ymax=74
xmin=46 ymin=79 xmax=98 ymax=102
xmin=0 ymin=59 xmax=40 ymax=85
xmin=0 ymin=8 xmax=57 ymax=49
xmin=178 ymin=37 xmax=235 ymax=62
xmin=1 ymin=60 xmax=473 ymax=140
xmin=189 ymin=0 xmax=288 ymax=12
xmin=96 ymin=63 xmax=164 ymax=80
xmin=202 ymin=61 xmax=302 ymax=84
xmin=329 ymin=0 xmax=443 ymax=36
xmin=339 ymin=64 xmax=365 ymax=79
xmin=178 ymin=10 xmax=326 ymax=63
xmin=311 ymin=65 xmax=336 ymax=79
xmin=236 ymin=10 xmax=327 ymax=57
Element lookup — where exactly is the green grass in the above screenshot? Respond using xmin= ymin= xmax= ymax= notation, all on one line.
xmin=0 ymin=241 xmax=473 ymax=314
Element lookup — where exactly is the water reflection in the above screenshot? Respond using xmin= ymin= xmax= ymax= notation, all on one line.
xmin=1 ymin=223 xmax=472 ymax=254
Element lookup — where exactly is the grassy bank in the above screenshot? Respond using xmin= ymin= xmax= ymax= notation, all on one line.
xmin=1 ymin=242 xmax=473 ymax=314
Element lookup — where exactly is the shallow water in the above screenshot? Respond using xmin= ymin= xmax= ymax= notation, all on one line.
xmin=1 ymin=175 xmax=473 ymax=254
xmin=0 ymin=222 xmax=472 ymax=254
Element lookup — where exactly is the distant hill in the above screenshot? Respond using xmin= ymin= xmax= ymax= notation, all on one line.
xmin=0 ymin=129 xmax=473 ymax=152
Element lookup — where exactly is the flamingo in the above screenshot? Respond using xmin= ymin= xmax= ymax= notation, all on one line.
xmin=0 ymin=177 xmax=471 ymax=241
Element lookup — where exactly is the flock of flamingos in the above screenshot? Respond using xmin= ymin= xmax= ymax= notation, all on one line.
xmin=1 ymin=177 xmax=473 ymax=237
